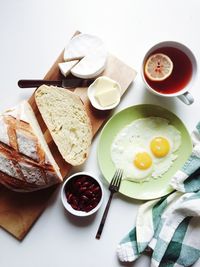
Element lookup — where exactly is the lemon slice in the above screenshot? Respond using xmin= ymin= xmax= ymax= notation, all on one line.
xmin=145 ymin=53 xmax=173 ymax=81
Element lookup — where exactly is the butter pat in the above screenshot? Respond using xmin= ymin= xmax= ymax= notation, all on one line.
xmin=87 ymin=76 xmax=121 ymax=110
xmin=95 ymin=87 xmax=120 ymax=107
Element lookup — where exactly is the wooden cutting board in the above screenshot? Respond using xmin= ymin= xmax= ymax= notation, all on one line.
xmin=0 ymin=32 xmax=137 ymax=240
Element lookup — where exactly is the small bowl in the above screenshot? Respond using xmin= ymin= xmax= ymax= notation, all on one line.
xmin=87 ymin=76 xmax=121 ymax=110
xmin=61 ymin=172 xmax=104 ymax=217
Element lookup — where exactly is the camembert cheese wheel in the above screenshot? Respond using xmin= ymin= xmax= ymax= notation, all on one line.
xmin=63 ymin=33 xmax=107 ymax=79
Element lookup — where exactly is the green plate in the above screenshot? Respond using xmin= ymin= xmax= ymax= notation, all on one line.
xmin=97 ymin=104 xmax=192 ymax=200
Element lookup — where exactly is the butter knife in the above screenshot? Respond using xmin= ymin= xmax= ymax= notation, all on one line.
xmin=18 ymin=78 xmax=94 ymax=89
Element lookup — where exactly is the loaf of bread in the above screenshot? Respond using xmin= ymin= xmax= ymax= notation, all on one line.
xmin=0 ymin=101 xmax=63 ymax=192
xmin=35 ymin=85 xmax=93 ymax=166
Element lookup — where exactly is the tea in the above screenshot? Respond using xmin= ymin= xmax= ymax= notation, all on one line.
xmin=144 ymin=46 xmax=193 ymax=94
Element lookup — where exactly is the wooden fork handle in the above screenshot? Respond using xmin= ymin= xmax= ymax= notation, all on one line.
xmin=95 ymin=192 xmax=114 ymax=240
xmin=18 ymin=79 xmax=61 ymax=88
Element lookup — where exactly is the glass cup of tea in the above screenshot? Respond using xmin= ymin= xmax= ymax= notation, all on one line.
xmin=141 ymin=41 xmax=197 ymax=105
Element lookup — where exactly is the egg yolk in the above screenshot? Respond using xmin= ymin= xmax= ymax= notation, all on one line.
xmin=133 ymin=152 xmax=152 ymax=170
xmin=150 ymin=137 xmax=170 ymax=158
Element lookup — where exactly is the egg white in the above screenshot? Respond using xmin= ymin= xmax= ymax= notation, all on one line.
xmin=110 ymin=117 xmax=181 ymax=182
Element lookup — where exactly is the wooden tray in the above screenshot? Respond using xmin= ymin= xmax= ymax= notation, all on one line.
xmin=0 ymin=32 xmax=137 ymax=240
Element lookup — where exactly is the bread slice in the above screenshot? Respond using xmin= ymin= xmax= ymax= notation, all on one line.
xmin=35 ymin=85 xmax=93 ymax=166
xmin=0 ymin=101 xmax=63 ymax=192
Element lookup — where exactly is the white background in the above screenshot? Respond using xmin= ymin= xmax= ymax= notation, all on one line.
xmin=0 ymin=0 xmax=200 ymax=266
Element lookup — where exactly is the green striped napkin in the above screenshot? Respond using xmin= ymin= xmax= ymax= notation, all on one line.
xmin=171 ymin=122 xmax=200 ymax=193
xmin=117 ymin=122 xmax=200 ymax=266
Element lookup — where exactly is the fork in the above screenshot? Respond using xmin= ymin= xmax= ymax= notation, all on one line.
xmin=95 ymin=168 xmax=123 ymax=239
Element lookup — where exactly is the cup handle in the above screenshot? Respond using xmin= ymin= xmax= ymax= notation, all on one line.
xmin=177 ymin=91 xmax=194 ymax=105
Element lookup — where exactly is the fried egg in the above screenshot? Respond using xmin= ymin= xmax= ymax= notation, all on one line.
xmin=111 ymin=117 xmax=181 ymax=182
xmin=117 ymin=147 xmax=154 ymax=181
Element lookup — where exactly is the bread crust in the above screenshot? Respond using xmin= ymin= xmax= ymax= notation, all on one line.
xmin=0 ymin=101 xmax=62 ymax=192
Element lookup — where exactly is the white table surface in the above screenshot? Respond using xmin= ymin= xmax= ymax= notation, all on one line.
xmin=0 ymin=0 xmax=200 ymax=266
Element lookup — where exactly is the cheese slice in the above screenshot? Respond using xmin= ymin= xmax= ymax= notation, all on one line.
xmin=58 ymin=60 xmax=79 ymax=77
xmin=63 ymin=33 xmax=107 ymax=79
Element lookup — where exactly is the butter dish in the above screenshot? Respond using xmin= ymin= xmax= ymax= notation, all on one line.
xmin=87 ymin=76 xmax=121 ymax=110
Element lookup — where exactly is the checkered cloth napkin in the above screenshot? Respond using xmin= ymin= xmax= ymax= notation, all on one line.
xmin=117 ymin=122 xmax=200 ymax=267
